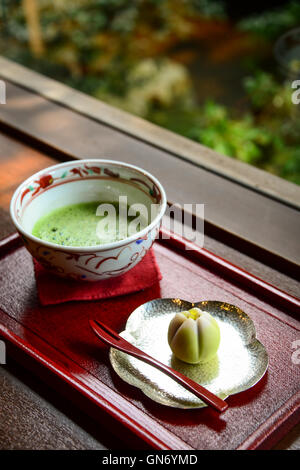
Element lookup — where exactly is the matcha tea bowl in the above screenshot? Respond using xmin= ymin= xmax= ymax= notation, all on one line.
xmin=10 ymin=159 xmax=167 ymax=281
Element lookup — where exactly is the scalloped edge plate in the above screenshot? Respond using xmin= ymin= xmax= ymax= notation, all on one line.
xmin=110 ymin=299 xmax=269 ymax=409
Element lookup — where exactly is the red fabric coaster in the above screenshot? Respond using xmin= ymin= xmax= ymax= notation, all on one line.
xmin=33 ymin=249 xmax=162 ymax=305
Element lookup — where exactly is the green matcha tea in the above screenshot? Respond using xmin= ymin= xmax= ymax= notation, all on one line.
xmin=32 ymin=201 xmax=139 ymax=247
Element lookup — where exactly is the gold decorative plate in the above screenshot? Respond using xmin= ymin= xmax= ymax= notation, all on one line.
xmin=110 ymin=299 xmax=268 ymax=409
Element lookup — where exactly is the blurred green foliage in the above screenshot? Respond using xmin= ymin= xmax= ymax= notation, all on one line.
xmin=238 ymin=1 xmax=300 ymax=40
xmin=0 ymin=0 xmax=299 ymax=184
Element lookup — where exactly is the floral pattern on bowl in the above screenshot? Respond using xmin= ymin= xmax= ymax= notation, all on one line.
xmin=11 ymin=159 xmax=166 ymax=281
xmin=19 ymin=162 xmax=162 ymax=212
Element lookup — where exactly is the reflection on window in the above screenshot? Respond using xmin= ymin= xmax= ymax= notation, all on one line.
xmin=1 ymin=1 xmax=299 ymax=184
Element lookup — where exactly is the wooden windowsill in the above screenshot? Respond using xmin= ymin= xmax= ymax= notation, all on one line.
xmin=0 ymin=56 xmax=299 ymax=210
xmin=0 ymin=56 xmax=299 ymax=276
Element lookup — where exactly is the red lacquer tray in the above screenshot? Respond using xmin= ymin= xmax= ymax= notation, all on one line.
xmin=0 ymin=229 xmax=299 ymax=450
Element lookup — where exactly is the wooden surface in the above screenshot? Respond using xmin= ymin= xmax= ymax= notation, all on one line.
xmin=0 ymin=130 xmax=299 ymax=449
xmin=1 ymin=56 xmax=299 ymax=210
xmin=1 ymin=81 xmax=300 ymax=276
xmin=0 ymin=130 xmax=298 ymax=298
xmin=0 ymin=361 xmax=112 ymax=450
